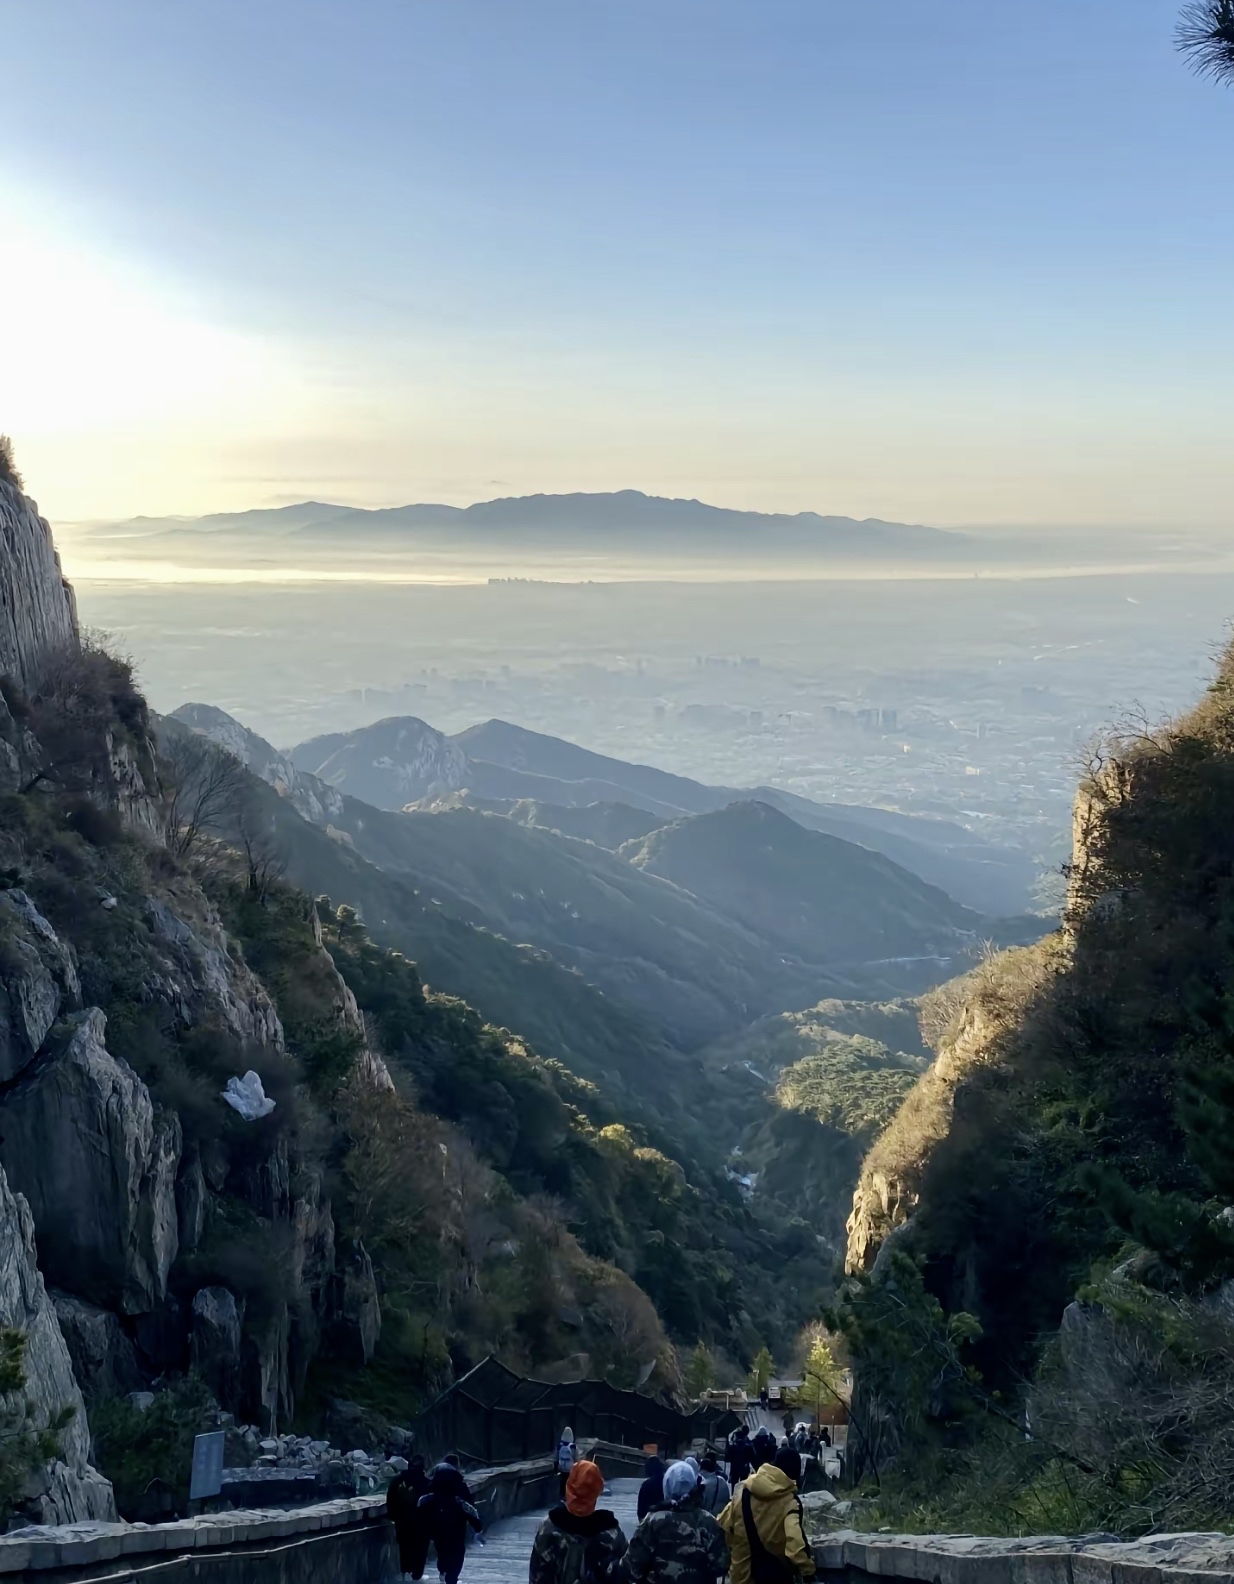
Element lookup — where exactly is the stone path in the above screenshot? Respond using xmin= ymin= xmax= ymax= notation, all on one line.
xmin=397 ymin=1476 xmax=644 ymax=1583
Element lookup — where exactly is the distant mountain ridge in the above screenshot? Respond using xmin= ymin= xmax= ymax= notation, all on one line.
xmin=103 ymin=489 xmax=964 ymax=557
xmin=290 ymin=714 xmax=1039 ymax=916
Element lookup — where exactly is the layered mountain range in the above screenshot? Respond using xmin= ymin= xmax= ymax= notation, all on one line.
xmin=285 ymin=711 xmax=1036 ymax=918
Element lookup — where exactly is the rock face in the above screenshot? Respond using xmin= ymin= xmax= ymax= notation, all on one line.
xmin=287 ymin=714 xmax=469 ymax=810
xmin=329 ymin=1242 xmax=381 ymax=1367
xmin=169 ymin=703 xmax=346 ymax=826
xmin=0 ymin=890 xmax=81 ymax=1084
xmin=0 ymin=1009 xmax=180 ymax=1314
xmin=191 ymin=1286 xmax=244 ymax=1405
xmin=0 ymin=481 xmax=78 ymax=690
xmin=50 ymin=1291 xmax=144 ymax=1403
xmin=142 ymin=891 xmax=284 ymax=1049
xmin=0 ymin=1162 xmax=114 ymax=1522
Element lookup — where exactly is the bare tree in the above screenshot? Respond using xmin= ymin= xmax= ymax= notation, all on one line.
xmin=160 ymin=732 xmax=250 ymax=859
xmin=235 ymin=801 xmax=288 ymax=901
xmin=1178 ymin=1 xmax=1234 ymax=85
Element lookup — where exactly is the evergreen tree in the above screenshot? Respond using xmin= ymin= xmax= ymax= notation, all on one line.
xmin=683 ymin=1341 xmax=716 ymax=1400
xmin=747 ymin=1344 xmax=774 ymax=1396
xmin=1086 ymin=1059 xmax=1234 ymax=1292
xmin=790 ymin=1333 xmax=842 ymax=1424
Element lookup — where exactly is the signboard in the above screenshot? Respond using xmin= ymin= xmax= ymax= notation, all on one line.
xmin=189 ymin=1431 xmax=226 ymax=1501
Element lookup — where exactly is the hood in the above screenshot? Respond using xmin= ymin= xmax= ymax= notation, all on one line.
xmin=429 ymin=1463 xmax=467 ymax=1497
xmin=548 ymin=1506 xmax=620 ymax=1538
xmin=643 ymin=1455 xmax=665 ymax=1480
xmin=746 ymin=1463 xmax=797 ymax=1501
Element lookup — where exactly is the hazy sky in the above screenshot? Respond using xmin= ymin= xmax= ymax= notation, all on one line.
xmin=3 ymin=0 xmax=1233 ymax=528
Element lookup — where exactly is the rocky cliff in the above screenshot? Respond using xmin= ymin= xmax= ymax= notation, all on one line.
xmin=839 ymin=643 xmax=1234 ymax=1534
xmin=0 ymin=481 xmax=77 ymax=688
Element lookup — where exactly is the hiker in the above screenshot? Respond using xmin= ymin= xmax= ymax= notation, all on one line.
xmin=386 ymin=1453 xmax=432 ymax=1579
xmin=698 ymin=1454 xmax=731 ymax=1515
xmin=637 ymin=1452 xmax=667 ymax=1520
xmin=625 ymin=1459 xmax=729 ymax=1584
xmin=529 ymin=1459 xmax=628 ymax=1584
xmin=417 ymin=1459 xmax=483 ymax=1584
xmin=717 ymin=1446 xmax=814 ymax=1584
xmin=727 ymin=1426 xmax=752 ymax=1486
xmin=750 ymin=1426 xmax=777 ymax=1470
xmin=557 ymin=1425 xmax=579 ymax=1498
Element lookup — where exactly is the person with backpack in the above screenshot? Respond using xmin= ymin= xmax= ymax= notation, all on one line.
xmin=557 ymin=1426 xmax=579 ymax=1498
xmin=717 ymin=1446 xmax=815 ymax=1584
xmin=416 ymin=1460 xmax=483 ymax=1584
xmin=529 ymin=1459 xmax=627 ymax=1584
xmin=386 ymin=1453 xmax=432 ymax=1579
xmin=698 ymin=1454 xmax=731 ymax=1515
xmin=624 ymin=1459 xmax=729 ymax=1583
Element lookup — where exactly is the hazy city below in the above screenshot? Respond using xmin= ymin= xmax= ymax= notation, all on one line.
xmin=71 ymin=555 xmax=1234 ymax=898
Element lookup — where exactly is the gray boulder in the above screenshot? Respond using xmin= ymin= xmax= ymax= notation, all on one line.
xmin=0 ymin=1009 xmax=180 ymax=1314
xmin=0 ymin=1161 xmax=114 ymax=1522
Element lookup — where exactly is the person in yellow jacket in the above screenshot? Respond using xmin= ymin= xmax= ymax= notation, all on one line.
xmin=717 ymin=1447 xmax=815 ymax=1583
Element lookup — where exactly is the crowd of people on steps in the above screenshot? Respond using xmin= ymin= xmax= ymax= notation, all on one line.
xmin=389 ymin=1419 xmax=823 ymax=1583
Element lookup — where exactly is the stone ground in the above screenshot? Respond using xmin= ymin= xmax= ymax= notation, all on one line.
xmin=393 ymin=1475 xmax=644 ymax=1583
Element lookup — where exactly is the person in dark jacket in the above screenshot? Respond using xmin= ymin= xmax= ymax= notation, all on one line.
xmin=387 ymin=1454 xmax=432 ymax=1579
xmin=417 ymin=1460 xmax=482 ymax=1584
xmin=750 ymin=1427 xmax=777 ymax=1471
xmin=698 ymin=1454 xmax=731 ymax=1515
xmin=529 ymin=1459 xmax=628 ymax=1583
xmin=626 ymin=1460 xmax=728 ymax=1583
xmin=727 ymin=1427 xmax=753 ymax=1487
xmin=637 ymin=1453 xmax=667 ymax=1520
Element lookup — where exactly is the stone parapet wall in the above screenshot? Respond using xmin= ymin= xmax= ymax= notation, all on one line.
xmin=815 ymin=1529 xmax=1234 ymax=1584
xmin=0 ymin=1438 xmax=645 ymax=1582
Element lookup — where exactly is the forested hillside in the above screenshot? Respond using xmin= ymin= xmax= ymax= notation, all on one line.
xmin=837 ymin=642 xmax=1234 ymax=1535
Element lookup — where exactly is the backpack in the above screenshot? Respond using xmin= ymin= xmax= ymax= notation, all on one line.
xmin=740 ymin=1488 xmax=797 ymax=1584
xmin=558 ymin=1531 xmax=619 ymax=1584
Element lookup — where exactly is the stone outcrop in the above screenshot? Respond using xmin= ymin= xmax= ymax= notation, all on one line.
xmin=169 ymin=703 xmax=346 ymax=826
xmin=0 ymin=1162 xmax=114 ymax=1523
xmin=191 ymin=1286 xmax=244 ymax=1405
xmin=50 ymin=1291 xmax=143 ymax=1403
xmin=0 ymin=481 xmax=77 ymax=690
xmin=0 ymin=890 xmax=80 ymax=1084
xmin=0 ymin=1009 xmax=180 ymax=1314
xmin=845 ymin=996 xmax=1007 ymax=1273
xmin=329 ymin=1242 xmax=381 ymax=1367
xmin=142 ymin=890 xmax=284 ymax=1049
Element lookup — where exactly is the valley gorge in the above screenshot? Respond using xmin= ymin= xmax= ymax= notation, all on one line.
xmin=4 ymin=457 xmax=1234 ymax=1547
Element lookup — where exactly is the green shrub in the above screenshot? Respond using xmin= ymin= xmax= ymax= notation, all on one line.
xmin=91 ymin=1378 xmax=214 ymax=1520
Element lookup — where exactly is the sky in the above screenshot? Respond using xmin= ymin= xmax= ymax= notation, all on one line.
xmin=2 ymin=0 xmax=1233 ymax=529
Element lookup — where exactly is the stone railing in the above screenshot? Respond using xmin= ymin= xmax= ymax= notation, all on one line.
xmin=0 ymin=1438 xmax=646 ymax=1583
xmin=815 ymin=1528 xmax=1234 ymax=1584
